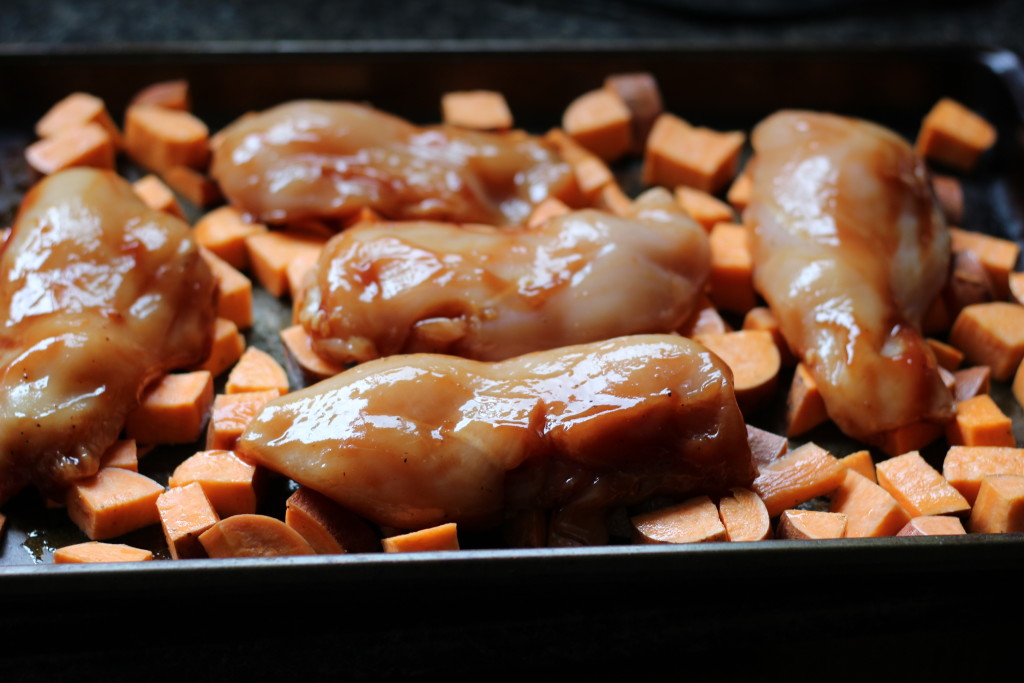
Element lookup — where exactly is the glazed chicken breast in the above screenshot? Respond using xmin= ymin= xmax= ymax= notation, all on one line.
xmin=0 ymin=169 xmax=216 ymax=504
xmin=297 ymin=188 xmax=710 ymax=364
xmin=237 ymin=335 xmax=755 ymax=543
xmin=744 ymin=110 xmax=954 ymax=449
xmin=210 ymin=100 xmax=579 ymax=227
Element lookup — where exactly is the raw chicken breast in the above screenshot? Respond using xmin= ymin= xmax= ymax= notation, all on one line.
xmin=744 ymin=110 xmax=953 ymax=448
xmin=0 ymin=169 xmax=216 ymax=503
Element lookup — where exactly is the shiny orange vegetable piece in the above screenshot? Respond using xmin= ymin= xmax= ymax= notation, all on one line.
xmin=53 ymin=542 xmax=153 ymax=564
xmin=382 ymin=522 xmax=460 ymax=553
xmin=875 ymin=450 xmax=970 ymax=517
xmin=717 ymin=487 xmax=772 ymax=541
xmin=969 ymin=474 xmax=1024 ymax=533
xmin=631 ymin=496 xmax=727 ymax=544
xmin=199 ymin=514 xmax=316 ymax=558
xmin=123 ymin=371 xmax=214 ymax=445
xmin=829 ymin=469 xmax=911 ymax=538
xmin=777 ymin=510 xmax=847 ymax=540
xmin=157 ymin=482 xmax=220 ymax=559
xmin=752 ymin=442 xmax=846 ymax=518
xmin=946 ymin=394 xmax=1015 ymax=448
xmin=285 ymin=487 xmax=380 ymax=554
xmin=66 ymin=468 xmax=164 ymax=540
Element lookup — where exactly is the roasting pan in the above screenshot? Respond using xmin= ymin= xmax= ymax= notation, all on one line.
xmin=0 ymin=42 xmax=1022 ymax=676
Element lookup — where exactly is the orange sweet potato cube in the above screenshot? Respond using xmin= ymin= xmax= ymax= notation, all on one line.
xmin=441 ymin=90 xmax=513 ymax=131
xmin=643 ymin=113 xmax=744 ymax=194
xmin=123 ymin=371 xmax=214 ymax=445
xmin=66 ymin=468 xmax=164 ymax=540
xmin=916 ymin=98 xmax=997 ymax=172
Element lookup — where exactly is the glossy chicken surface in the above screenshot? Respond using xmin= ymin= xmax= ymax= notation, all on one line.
xmin=0 ymin=169 xmax=216 ymax=504
xmin=296 ymin=188 xmax=710 ymax=364
xmin=744 ymin=110 xmax=954 ymax=446
xmin=238 ymin=335 xmax=755 ymax=540
xmin=210 ymin=100 xmax=580 ymax=227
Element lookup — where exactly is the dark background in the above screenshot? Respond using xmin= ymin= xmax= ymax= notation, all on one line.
xmin=0 ymin=0 xmax=1021 ymax=54
xmin=2 ymin=1 xmax=1023 ymax=680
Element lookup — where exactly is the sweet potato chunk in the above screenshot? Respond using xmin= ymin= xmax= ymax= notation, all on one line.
xmin=168 ymin=450 xmax=259 ymax=518
xmin=717 ymin=487 xmax=772 ymax=541
xmin=751 ymin=442 xmax=845 ymax=518
xmin=441 ymin=90 xmax=513 ymax=131
xmin=123 ymin=371 xmax=214 ymax=445
xmin=194 ymin=206 xmax=267 ymax=270
xmin=943 ymin=446 xmax=1024 ymax=505
xmin=631 ymin=496 xmax=727 ymax=544
xmin=969 ymin=474 xmax=1024 ymax=533
xmin=382 ymin=523 xmax=460 ymax=552
xmin=53 ymin=542 xmax=153 ymax=564
xmin=66 ymin=468 xmax=164 ymax=540
xmin=916 ymin=98 xmax=997 ymax=172
xmin=285 ymin=487 xmax=380 ymax=554
xmin=25 ymin=123 xmax=116 ymax=175
xmin=896 ymin=515 xmax=966 ymax=537
xmin=777 ymin=510 xmax=847 ymax=540
xmin=946 ymin=394 xmax=1015 ymax=447
xmin=829 ymin=470 xmax=911 ymax=538
xmin=157 ymin=482 xmax=220 ymax=559
xmin=643 ymin=113 xmax=744 ymax=194
xmin=199 ymin=514 xmax=315 ymax=558
xmin=948 ymin=302 xmax=1024 ymax=382
xmin=124 ymin=104 xmax=210 ymax=174
xmin=562 ymin=88 xmax=632 ymax=163
xmin=874 ymin=450 xmax=970 ymax=518
xmin=225 ymin=347 xmax=289 ymax=396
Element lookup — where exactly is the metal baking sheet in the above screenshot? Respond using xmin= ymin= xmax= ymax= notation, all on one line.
xmin=0 ymin=44 xmax=1023 ymax=673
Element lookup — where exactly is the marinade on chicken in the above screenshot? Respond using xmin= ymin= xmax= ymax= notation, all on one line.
xmin=210 ymin=101 xmax=580 ymax=227
xmin=296 ymin=188 xmax=710 ymax=364
xmin=238 ymin=335 xmax=755 ymax=545
xmin=744 ymin=110 xmax=954 ymax=449
xmin=0 ymin=169 xmax=216 ymax=504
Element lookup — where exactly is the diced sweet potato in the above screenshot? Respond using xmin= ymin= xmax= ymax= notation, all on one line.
xmin=201 ymin=247 xmax=253 ymax=330
xmin=930 ymin=174 xmax=963 ymax=225
xmin=132 ymin=174 xmax=186 ymax=219
xmin=875 ymin=450 xmax=970 ymax=517
xmin=643 ymin=113 xmax=744 ymax=195
xmin=786 ymin=363 xmax=829 ymax=437
xmin=876 ymin=421 xmax=945 ymax=458
xmin=225 ymin=347 xmax=289 ymax=396
xmin=838 ymin=450 xmax=876 ymax=483
xmin=674 ymin=186 xmax=735 ymax=232
xmin=776 ymin=510 xmax=847 ymax=540
xmin=595 ymin=181 xmax=632 ymax=217
xmin=743 ymin=306 xmax=796 ymax=366
xmin=100 ymin=439 xmax=138 ymax=472
xmin=124 ymin=104 xmax=210 ymax=174
xmin=441 ymin=90 xmax=513 ymax=131
xmin=206 ymin=390 xmax=280 ymax=451
xmin=969 ymin=474 xmax=1024 ymax=533
xmin=36 ymin=92 xmax=120 ymax=143
xmin=131 ymin=79 xmax=190 ymax=111
xmin=943 ymin=445 xmax=1024 ymax=505
xmin=751 ymin=442 xmax=846 ymax=518
xmin=562 ymin=88 xmax=632 ymax=163
xmin=157 ymin=482 xmax=220 ymax=560
xmin=631 ymin=496 xmax=727 ymax=544
xmin=946 ymin=394 xmax=1014 ymax=447
xmin=829 ymin=469 xmax=911 ymax=538
xmin=717 ymin=487 xmax=772 ymax=541
xmin=245 ymin=231 xmax=326 ymax=298
xmin=527 ymin=197 xmax=572 ymax=229
xmin=66 ymin=468 xmax=164 ymax=540
xmin=123 ymin=371 xmax=214 ymax=445
xmin=285 ymin=487 xmax=380 ymax=554
xmin=948 ymin=302 xmax=1024 ymax=382
xmin=678 ymin=294 xmax=731 ymax=337
xmin=194 ymin=318 xmax=245 ymax=377
xmin=194 ymin=206 xmax=267 ymax=271
xmin=926 ymin=338 xmax=964 ymax=372
xmin=168 ymin=449 xmax=259 ymax=518
xmin=382 ymin=522 xmax=461 ymax=552
xmin=694 ymin=330 xmax=780 ymax=411
xmin=896 ymin=515 xmax=966 ymax=537
xmin=545 ymin=128 xmax=613 ymax=199
xmin=199 ymin=514 xmax=316 ymax=558
xmin=949 ymin=227 xmax=1019 ymax=300
xmin=53 ymin=542 xmax=153 ymax=564
xmin=279 ymin=324 xmax=346 ymax=386
xmin=1010 ymin=272 xmax=1024 ymax=306
xmin=916 ymin=98 xmax=997 ymax=172
xmin=707 ymin=222 xmax=757 ymax=314
xmin=726 ymin=170 xmax=751 ymax=213
xmin=603 ymin=72 xmax=663 ymax=155
xmin=162 ymin=166 xmax=222 ymax=207
xmin=25 ymin=123 xmax=116 ymax=175
xmin=746 ymin=424 xmax=788 ymax=470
